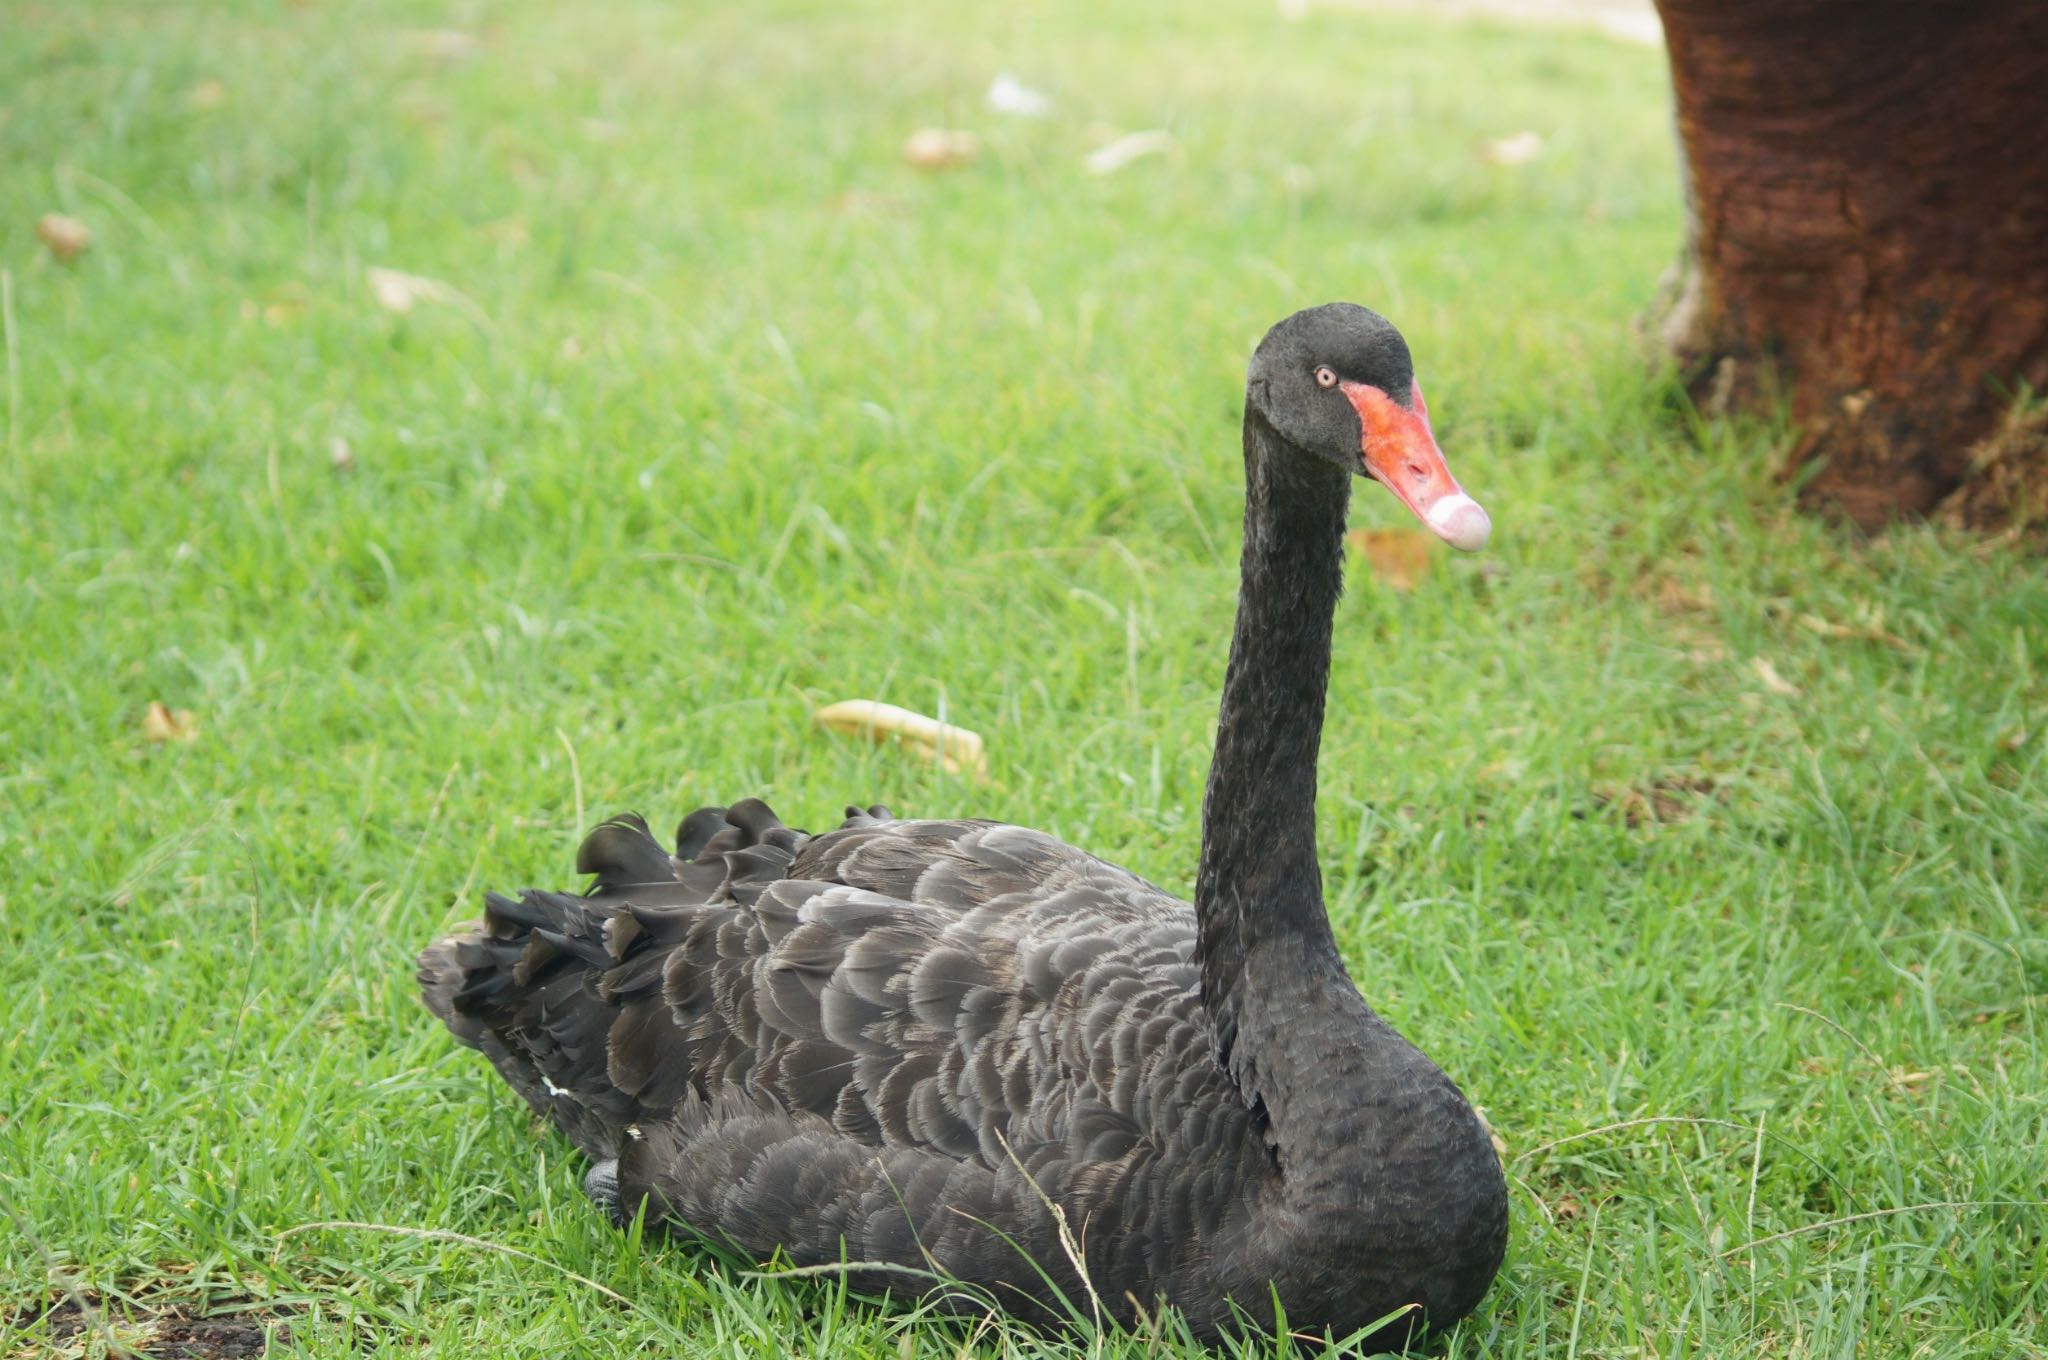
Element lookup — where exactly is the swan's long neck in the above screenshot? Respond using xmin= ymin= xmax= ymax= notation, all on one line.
xmin=1195 ymin=408 xmax=1462 ymax=1212
xmin=1195 ymin=407 xmax=1351 ymax=1042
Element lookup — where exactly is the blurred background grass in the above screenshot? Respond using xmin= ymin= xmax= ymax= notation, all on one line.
xmin=1 ymin=1 xmax=2043 ymax=1356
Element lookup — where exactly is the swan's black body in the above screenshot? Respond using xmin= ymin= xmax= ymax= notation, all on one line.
xmin=420 ymin=304 xmax=1508 ymax=1345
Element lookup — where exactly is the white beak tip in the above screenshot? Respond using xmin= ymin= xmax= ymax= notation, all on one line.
xmin=1426 ymin=493 xmax=1492 ymax=552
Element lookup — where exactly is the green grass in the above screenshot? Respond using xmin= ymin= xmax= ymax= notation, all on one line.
xmin=2 ymin=0 xmax=2043 ymax=1355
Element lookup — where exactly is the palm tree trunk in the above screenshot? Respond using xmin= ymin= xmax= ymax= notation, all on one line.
xmin=1649 ymin=0 xmax=2048 ymax=528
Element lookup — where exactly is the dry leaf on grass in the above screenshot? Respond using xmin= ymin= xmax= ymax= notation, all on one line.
xmin=903 ymin=129 xmax=979 ymax=170
xmin=366 ymin=266 xmax=487 ymax=325
xmin=1797 ymin=610 xmax=1911 ymax=651
xmin=1750 ymin=656 xmax=1802 ymax=698
xmin=1346 ymin=527 xmax=1433 ymax=591
xmin=142 ymin=701 xmax=197 ymax=744
xmin=1887 ymin=1068 xmax=1939 ymax=1096
xmin=329 ymin=436 xmax=355 ymax=472
xmin=1482 ymin=130 xmax=1543 ymax=166
xmin=1083 ymin=130 xmax=1174 ymax=176
xmin=36 ymin=213 xmax=90 ymax=263
xmin=367 ymin=265 xmax=454 ymax=314
xmin=815 ymin=700 xmax=986 ymax=778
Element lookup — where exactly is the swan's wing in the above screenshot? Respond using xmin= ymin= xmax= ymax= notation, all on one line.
xmin=421 ymin=799 xmax=1211 ymax=1162
xmin=421 ymin=798 xmax=1263 ymax=1322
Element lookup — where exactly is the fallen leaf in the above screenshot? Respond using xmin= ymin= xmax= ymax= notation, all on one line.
xmin=1482 ymin=130 xmax=1543 ymax=166
xmin=1552 ymin=1195 xmax=1583 ymax=1222
xmin=816 ymin=700 xmax=987 ymax=778
xmin=366 ymin=265 xmax=470 ymax=315
xmin=903 ymin=128 xmax=979 ymax=170
xmin=1887 ymin=1068 xmax=1938 ymax=1095
xmin=329 ymin=435 xmax=355 ymax=472
xmin=1796 ymin=610 xmax=1910 ymax=651
xmin=1346 ymin=527 xmax=1433 ymax=592
xmin=986 ymin=72 xmax=1051 ymax=118
xmin=1750 ymin=656 xmax=1802 ymax=698
xmin=36 ymin=213 xmax=90 ymax=263
xmin=1083 ymin=129 xmax=1174 ymax=176
xmin=142 ymin=701 xmax=197 ymax=744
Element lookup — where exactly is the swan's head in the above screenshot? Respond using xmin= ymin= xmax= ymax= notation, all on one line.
xmin=1246 ymin=302 xmax=1490 ymax=552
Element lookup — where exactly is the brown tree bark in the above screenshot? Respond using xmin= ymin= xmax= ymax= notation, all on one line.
xmin=1649 ymin=1 xmax=2048 ymax=528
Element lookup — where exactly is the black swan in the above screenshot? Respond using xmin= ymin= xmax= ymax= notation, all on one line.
xmin=420 ymin=303 xmax=1507 ymax=1345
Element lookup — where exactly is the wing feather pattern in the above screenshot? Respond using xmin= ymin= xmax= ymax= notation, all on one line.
xmin=419 ymin=799 xmax=1265 ymax=1329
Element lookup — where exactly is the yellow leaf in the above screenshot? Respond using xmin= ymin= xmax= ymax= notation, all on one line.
xmin=1750 ymin=656 xmax=1802 ymax=698
xmin=1083 ymin=129 xmax=1174 ymax=176
xmin=142 ymin=701 xmax=197 ymax=744
xmin=36 ymin=213 xmax=90 ymax=263
xmin=902 ymin=129 xmax=979 ymax=170
xmin=1482 ymin=130 xmax=1544 ymax=166
xmin=815 ymin=700 xmax=986 ymax=778
xmin=367 ymin=265 xmax=452 ymax=314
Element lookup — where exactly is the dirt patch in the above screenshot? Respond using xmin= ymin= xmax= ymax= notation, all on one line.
xmin=10 ymin=1298 xmax=285 ymax=1358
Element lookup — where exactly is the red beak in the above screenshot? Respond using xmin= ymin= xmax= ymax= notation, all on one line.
xmin=1340 ymin=378 xmax=1491 ymax=552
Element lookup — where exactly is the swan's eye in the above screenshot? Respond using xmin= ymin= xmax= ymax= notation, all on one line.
xmin=1314 ymin=366 xmax=1338 ymax=389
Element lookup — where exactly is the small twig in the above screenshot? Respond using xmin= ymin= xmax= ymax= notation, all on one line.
xmin=1720 ymin=1201 xmax=2048 ymax=1256
xmin=1742 ymin=1112 xmax=1765 ymax=1321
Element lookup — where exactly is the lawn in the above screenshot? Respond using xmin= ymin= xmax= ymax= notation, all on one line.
xmin=2 ymin=0 xmax=2044 ymax=1355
